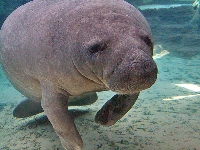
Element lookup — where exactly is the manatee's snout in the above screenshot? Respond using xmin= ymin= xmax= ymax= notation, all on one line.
xmin=106 ymin=49 xmax=157 ymax=94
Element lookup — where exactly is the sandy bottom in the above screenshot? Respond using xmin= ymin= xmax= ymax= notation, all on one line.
xmin=0 ymin=50 xmax=200 ymax=150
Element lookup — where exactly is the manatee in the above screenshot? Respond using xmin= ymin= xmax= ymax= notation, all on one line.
xmin=0 ymin=0 xmax=157 ymax=149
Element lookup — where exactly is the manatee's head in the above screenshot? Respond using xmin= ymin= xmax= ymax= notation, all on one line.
xmin=70 ymin=0 xmax=157 ymax=94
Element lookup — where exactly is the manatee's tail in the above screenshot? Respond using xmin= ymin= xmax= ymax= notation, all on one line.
xmin=13 ymin=98 xmax=44 ymax=118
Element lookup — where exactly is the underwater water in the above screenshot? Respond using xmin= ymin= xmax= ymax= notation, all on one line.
xmin=0 ymin=0 xmax=200 ymax=149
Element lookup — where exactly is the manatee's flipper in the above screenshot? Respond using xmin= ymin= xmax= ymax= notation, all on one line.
xmin=13 ymin=98 xmax=43 ymax=118
xmin=68 ymin=92 xmax=98 ymax=106
xmin=95 ymin=93 xmax=140 ymax=126
xmin=41 ymin=80 xmax=83 ymax=150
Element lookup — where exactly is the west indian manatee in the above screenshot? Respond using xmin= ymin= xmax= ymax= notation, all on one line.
xmin=0 ymin=0 xmax=158 ymax=149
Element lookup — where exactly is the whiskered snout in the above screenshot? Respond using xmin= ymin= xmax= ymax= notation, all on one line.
xmin=106 ymin=49 xmax=158 ymax=94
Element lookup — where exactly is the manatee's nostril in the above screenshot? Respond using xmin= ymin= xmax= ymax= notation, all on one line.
xmin=132 ymin=62 xmax=142 ymax=72
xmin=143 ymin=60 xmax=154 ymax=72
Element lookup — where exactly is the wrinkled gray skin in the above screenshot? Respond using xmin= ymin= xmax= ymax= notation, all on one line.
xmin=0 ymin=0 xmax=157 ymax=149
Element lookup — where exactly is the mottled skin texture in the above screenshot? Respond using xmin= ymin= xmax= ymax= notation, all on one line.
xmin=0 ymin=0 xmax=157 ymax=149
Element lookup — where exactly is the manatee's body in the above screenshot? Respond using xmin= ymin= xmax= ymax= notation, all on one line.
xmin=0 ymin=0 xmax=157 ymax=149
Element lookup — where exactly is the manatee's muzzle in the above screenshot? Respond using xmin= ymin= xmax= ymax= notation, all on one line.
xmin=106 ymin=50 xmax=158 ymax=94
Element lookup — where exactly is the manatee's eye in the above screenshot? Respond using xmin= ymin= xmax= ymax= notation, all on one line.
xmin=89 ymin=43 xmax=107 ymax=54
xmin=140 ymin=36 xmax=153 ymax=49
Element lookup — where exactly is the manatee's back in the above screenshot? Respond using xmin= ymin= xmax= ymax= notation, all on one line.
xmin=0 ymin=0 xmax=82 ymax=99
xmin=0 ymin=0 xmax=75 ymax=77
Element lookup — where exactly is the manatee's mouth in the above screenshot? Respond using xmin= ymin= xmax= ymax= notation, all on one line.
xmin=104 ymin=51 xmax=158 ymax=94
